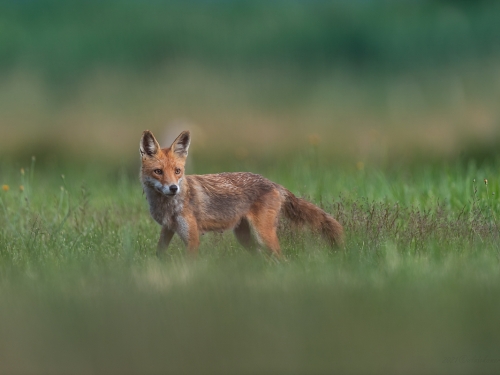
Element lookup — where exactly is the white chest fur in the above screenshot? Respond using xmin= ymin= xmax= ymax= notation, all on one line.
xmin=143 ymin=186 xmax=184 ymax=229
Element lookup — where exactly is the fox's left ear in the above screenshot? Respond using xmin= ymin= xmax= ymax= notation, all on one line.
xmin=140 ymin=130 xmax=161 ymax=157
xmin=170 ymin=131 xmax=191 ymax=158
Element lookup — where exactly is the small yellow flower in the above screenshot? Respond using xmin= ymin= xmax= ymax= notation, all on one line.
xmin=484 ymin=179 xmax=488 ymax=185
xmin=19 ymin=185 xmax=24 ymax=192
xmin=2 ymin=185 xmax=9 ymax=192
xmin=20 ymin=168 xmax=25 ymax=175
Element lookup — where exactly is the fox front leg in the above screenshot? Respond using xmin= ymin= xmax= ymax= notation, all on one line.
xmin=176 ymin=215 xmax=200 ymax=256
xmin=181 ymin=227 xmax=200 ymax=256
xmin=157 ymin=226 xmax=175 ymax=257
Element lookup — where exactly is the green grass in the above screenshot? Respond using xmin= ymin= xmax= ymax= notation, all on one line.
xmin=0 ymin=153 xmax=499 ymax=374
xmin=1 ymin=1 xmax=500 ymax=372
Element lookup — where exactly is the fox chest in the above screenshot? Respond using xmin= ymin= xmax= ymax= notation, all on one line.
xmin=145 ymin=191 xmax=184 ymax=229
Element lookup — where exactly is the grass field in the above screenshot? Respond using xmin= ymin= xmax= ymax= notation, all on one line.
xmin=1 ymin=1 xmax=500 ymax=373
xmin=0 ymin=151 xmax=499 ymax=374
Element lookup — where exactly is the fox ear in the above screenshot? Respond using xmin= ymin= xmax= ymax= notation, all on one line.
xmin=170 ymin=131 xmax=191 ymax=158
xmin=140 ymin=130 xmax=161 ymax=157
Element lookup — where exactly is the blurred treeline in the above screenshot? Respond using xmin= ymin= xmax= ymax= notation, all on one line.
xmin=2 ymin=0 xmax=499 ymax=80
xmin=1 ymin=0 xmax=500 ymax=165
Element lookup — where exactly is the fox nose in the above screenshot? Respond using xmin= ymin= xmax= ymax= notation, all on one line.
xmin=169 ymin=185 xmax=178 ymax=194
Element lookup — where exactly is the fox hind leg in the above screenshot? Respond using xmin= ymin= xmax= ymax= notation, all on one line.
xmin=253 ymin=221 xmax=281 ymax=257
xmin=247 ymin=191 xmax=283 ymax=257
xmin=234 ymin=217 xmax=257 ymax=252
xmin=250 ymin=217 xmax=281 ymax=256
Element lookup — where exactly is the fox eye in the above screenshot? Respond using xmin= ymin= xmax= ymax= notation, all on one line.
xmin=175 ymin=168 xmax=181 ymax=175
xmin=153 ymin=169 xmax=163 ymax=175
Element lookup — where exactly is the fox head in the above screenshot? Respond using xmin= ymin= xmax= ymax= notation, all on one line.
xmin=140 ymin=130 xmax=191 ymax=196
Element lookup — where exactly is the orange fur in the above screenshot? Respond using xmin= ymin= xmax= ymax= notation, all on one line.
xmin=140 ymin=130 xmax=344 ymax=257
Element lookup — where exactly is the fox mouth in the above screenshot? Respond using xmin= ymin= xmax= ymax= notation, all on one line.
xmin=153 ymin=186 xmax=175 ymax=196
xmin=155 ymin=186 xmax=178 ymax=196
xmin=162 ymin=191 xmax=177 ymax=196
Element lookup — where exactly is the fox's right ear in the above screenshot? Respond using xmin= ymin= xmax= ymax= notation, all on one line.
xmin=170 ymin=130 xmax=191 ymax=158
xmin=140 ymin=130 xmax=161 ymax=157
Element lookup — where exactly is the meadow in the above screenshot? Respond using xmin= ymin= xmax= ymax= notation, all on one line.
xmin=0 ymin=150 xmax=499 ymax=374
xmin=2 ymin=0 xmax=500 ymax=373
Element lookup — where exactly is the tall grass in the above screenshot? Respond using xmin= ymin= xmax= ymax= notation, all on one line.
xmin=0 ymin=153 xmax=499 ymax=373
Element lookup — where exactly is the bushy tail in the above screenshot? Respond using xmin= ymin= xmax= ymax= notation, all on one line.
xmin=282 ymin=190 xmax=344 ymax=247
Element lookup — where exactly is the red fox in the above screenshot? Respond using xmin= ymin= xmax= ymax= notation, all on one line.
xmin=140 ymin=130 xmax=344 ymax=256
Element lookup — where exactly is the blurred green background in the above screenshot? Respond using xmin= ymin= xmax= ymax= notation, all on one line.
xmin=1 ymin=0 xmax=500 ymax=165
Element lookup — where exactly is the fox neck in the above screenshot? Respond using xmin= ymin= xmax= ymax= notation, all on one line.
xmin=143 ymin=182 xmax=186 ymax=228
